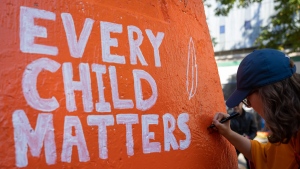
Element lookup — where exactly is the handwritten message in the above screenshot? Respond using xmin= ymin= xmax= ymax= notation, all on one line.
xmin=13 ymin=6 xmax=191 ymax=167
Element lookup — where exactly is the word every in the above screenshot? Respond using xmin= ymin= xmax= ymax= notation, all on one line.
xmin=20 ymin=6 xmax=164 ymax=65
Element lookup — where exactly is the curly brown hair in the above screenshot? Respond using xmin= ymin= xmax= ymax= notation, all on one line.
xmin=258 ymin=61 xmax=300 ymax=144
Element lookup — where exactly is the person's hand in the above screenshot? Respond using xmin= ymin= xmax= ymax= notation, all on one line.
xmin=212 ymin=112 xmax=232 ymax=136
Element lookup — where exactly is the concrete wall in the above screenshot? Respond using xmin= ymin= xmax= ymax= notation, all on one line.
xmin=0 ymin=0 xmax=237 ymax=168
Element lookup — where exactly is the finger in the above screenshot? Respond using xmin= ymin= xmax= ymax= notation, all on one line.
xmin=213 ymin=112 xmax=227 ymax=121
xmin=212 ymin=112 xmax=221 ymax=121
xmin=212 ymin=123 xmax=218 ymax=131
xmin=212 ymin=119 xmax=220 ymax=126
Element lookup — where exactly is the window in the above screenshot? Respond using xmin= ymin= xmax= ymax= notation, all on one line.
xmin=220 ymin=25 xmax=225 ymax=34
xmin=244 ymin=20 xmax=252 ymax=30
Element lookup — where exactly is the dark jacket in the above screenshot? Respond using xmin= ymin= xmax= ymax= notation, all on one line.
xmin=230 ymin=109 xmax=257 ymax=140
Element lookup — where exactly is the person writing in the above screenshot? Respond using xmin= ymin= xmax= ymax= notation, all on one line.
xmin=230 ymin=102 xmax=257 ymax=169
xmin=212 ymin=49 xmax=300 ymax=169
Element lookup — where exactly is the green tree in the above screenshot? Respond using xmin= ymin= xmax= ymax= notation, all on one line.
xmin=207 ymin=0 xmax=300 ymax=53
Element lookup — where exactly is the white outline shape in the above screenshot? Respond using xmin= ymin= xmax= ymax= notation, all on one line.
xmin=186 ymin=37 xmax=198 ymax=100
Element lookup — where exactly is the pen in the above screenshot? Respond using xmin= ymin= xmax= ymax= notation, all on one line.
xmin=207 ymin=112 xmax=239 ymax=129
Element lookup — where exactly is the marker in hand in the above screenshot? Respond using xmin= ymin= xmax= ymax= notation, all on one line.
xmin=207 ymin=112 xmax=239 ymax=129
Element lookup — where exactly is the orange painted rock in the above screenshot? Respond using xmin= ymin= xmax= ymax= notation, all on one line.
xmin=0 ymin=0 xmax=237 ymax=168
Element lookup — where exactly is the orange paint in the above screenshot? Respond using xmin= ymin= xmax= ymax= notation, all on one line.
xmin=0 ymin=0 xmax=237 ymax=168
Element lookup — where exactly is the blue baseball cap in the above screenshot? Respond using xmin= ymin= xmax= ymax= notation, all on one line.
xmin=226 ymin=49 xmax=297 ymax=108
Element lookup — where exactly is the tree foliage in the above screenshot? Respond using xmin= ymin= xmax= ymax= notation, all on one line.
xmin=209 ymin=0 xmax=300 ymax=53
